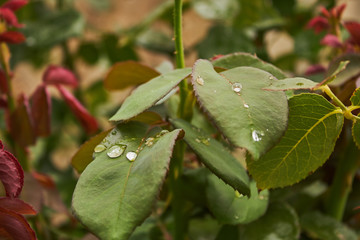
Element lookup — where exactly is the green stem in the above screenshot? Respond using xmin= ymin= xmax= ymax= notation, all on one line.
xmin=325 ymin=140 xmax=360 ymax=220
xmin=321 ymin=85 xmax=347 ymax=111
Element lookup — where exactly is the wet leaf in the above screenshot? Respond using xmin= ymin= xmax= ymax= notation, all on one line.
xmin=72 ymin=122 xmax=182 ymax=240
xmin=248 ymin=94 xmax=344 ymax=189
xmin=43 ymin=65 xmax=78 ymax=88
xmin=0 ymin=140 xmax=23 ymax=198
xmin=212 ymin=52 xmax=286 ymax=79
xmin=104 ymin=61 xmax=160 ymax=90
xmin=110 ymin=68 xmax=191 ymax=121
xmin=0 ymin=207 xmax=36 ymax=240
xmin=30 ymin=85 xmax=51 ymax=137
xmin=171 ymin=118 xmax=250 ymax=196
xmin=239 ymin=202 xmax=300 ymax=239
xmin=192 ymin=59 xmax=288 ymax=159
xmin=71 ymin=129 xmax=112 ymax=173
xmin=264 ymin=77 xmax=317 ymax=91
xmin=327 ymin=53 xmax=360 ymax=86
xmin=0 ymin=197 xmax=36 ymax=215
xmin=301 ymin=211 xmax=358 ymax=240
xmin=206 ymin=178 xmax=268 ymax=225
xmin=56 ymin=85 xmax=98 ymax=134
xmin=9 ymin=95 xmax=36 ymax=147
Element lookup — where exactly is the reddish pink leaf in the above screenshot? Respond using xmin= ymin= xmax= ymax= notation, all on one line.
xmin=43 ymin=65 xmax=78 ymax=88
xmin=0 ymin=96 xmax=7 ymax=108
xmin=344 ymin=21 xmax=360 ymax=46
xmin=56 ymin=85 xmax=98 ymax=134
xmin=307 ymin=16 xmax=329 ymax=33
xmin=0 ymin=140 xmax=24 ymax=198
xmin=0 ymin=31 xmax=25 ymax=44
xmin=305 ymin=64 xmax=326 ymax=76
xmin=31 ymin=171 xmax=55 ymax=189
xmin=1 ymin=0 xmax=28 ymax=11
xmin=0 ymin=8 xmax=23 ymax=27
xmin=0 ymin=207 xmax=36 ymax=240
xmin=0 ymin=197 xmax=36 ymax=215
xmin=333 ymin=4 xmax=346 ymax=19
xmin=0 ymin=68 xmax=8 ymax=94
xmin=9 ymin=94 xmax=36 ymax=147
xmin=321 ymin=34 xmax=343 ymax=48
xmin=211 ymin=55 xmax=224 ymax=61
xmin=30 ymin=85 xmax=51 ymax=137
xmin=320 ymin=6 xmax=330 ymax=18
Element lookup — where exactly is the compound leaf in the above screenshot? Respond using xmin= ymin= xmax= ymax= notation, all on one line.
xmin=248 ymin=93 xmax=344 ymax=189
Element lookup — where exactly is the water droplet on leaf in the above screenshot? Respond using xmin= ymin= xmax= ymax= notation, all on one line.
xmin=196 ymin=76 xmax=204 ymax=86
xmin=145 ymin=137 xmax=154 ymax=147
xmin=244 ymin=103 xmax=249 ymax=108
xmin=94 ymin=144 xmax=106 ymax=153
xmin=252 ymin=130 xmax=264 ymax=142
xmin=126 ymin=151 xmax=137 ymax=162
xmin=232 ymin=83 xmax=242 ymax=93
xmin=107 ymin=145 xmax=126 ymax=158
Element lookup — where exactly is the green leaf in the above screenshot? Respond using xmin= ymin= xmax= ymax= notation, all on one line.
xmin=104 ymin=61 xmax=160 ymax=90
xmin=71 ymin=129 xmax=112 ymax=173
xmin=171 ymin=118 xmax=250 ymax=196
xmin=128 ymin=111 xmax=165 ymax=125
xmin=192 ymin=0 xmax=240 ymax=21
xmin=192 ymin=59 xmax=288 ymax=159
xmin=212 ymin=52 xmax=286 ymax=79
xmin=239 ymin=202 xmax=300 ymax=240
xmin=206 ymin=177 xmax=269 ymax=225
xmin=72 ymin=123 xmax=182 ymax=240
xmin=350 ymin=87 xmax=360 ymax=106
xmin=110 ymin=68 xmax=191 ymax=121
xmin=215 ymin=225 xmax=239 ymax=240
xmin=248 ymin=94 xmax=344 ymax=189
xmin=300 ymin=211 xmax=358 ymax=240
xmin=318 ymin=61 xmax=349 ymax=86
xmin=264 ymin=77 xmax=317 ymax=91
xmin=327 ymin=53 xmax=360 ymax=86
xmin=351 ymin=88 xmax=360 ymax=148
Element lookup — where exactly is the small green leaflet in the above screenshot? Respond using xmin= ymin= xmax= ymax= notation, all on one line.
xmin=192 ymin=59 xmax=288 ymax=159
xmin=327 ymin=53 xmax=360 ymax=86
xmin=110 ymin=68 xmax=191 ymax=121
xmin=350 ymin=88 xmax=360 ymax=148
xmin=264 ymin=77 xmax=317 ymax=91
xmin=72 ymin=122 xmax=182 ymax=240
xmin=171 ymin=118 xmax=250 ymax=196
xmin=318 ymin=60 xmax=349 ymax=87
xmin=248 ymin=93 xmax=344 ymax=189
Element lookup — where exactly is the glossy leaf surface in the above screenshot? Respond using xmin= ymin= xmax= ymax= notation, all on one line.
xmin=110 ymin=68 xmax=191 ymax=121
xmin=212 ymin=52 xmax=286 ymax=79
xmin=248 ymin=94 xmax=344 ymax=189
xmin=239 ymin=203 xmax=300 ymax=239
xmin=192 ymin=59 xmax=288 ymax=159
xmin=301 ymin=211 xmax=358 ymax=240
xmin=104 ymin=61 xmax=160 ymax=90
xmin=171 ymin=118 xmax=250 ymax=196
xmin=72 ymin=123 xmax=182 ymax=240
xmin=71 ymin=129 xmax=112 ymax=173
xmin=206 ymin=178 xmax=268 ymax=225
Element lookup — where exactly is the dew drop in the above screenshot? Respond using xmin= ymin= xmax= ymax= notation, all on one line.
xmin=126 ymin=151 xmax=137 ymax=162
xmin=201 ymin=138 xmax=210 ymax=146
xmin=234 ymin=215 xmax=239 ymax=220
xmin=252 ymin=130 xmax=264 ymax=142
xmin=160 ymin=130 xmax=169 ymax=135
xmin=269 ymin=76 xmax=275 ymax=80
xmin=232 ymin=83 xmax=242 ymax=93
xmin=145 ymin=137 xmax=154 ymax=147
xmin=94 ymin=144 xmax=106 ymax=153
xmin=195 ymin=138 xmax=201 ymax=143
xmin=235 ymin=190 xmax=244 ymax=198
xmin=214 ymin=90 xmax=217 ymax=93
xmin=244 ymin=103 xmax=249 ymax=108
xmin=196 ymin=76 xmax=204 ymax=86
xmin=107 ymin=145 xmax=126 ymax=158
xmin=111 ymin=130 xmax=117 ymax=135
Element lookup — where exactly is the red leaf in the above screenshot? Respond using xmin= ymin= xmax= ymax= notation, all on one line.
xmin=305 ymin=64 xmax=326 ymax=76
xmin=211 ymin=54 xmax=224 ymax=61
xmin=320 ymin=34 xmax=343 ymax=48
xmin=0 ymin=197 xmax=36 ymax=215
xmin=0 ymin=96 xmax=7 ymax=108
xmin=0 ymin=8 xmax=23 ymax=28
xmin=31 ymin=85 xmax=51 ymax=137
xmin=1 ymin=0 xmax=28 ymax=11
xmin=43 ymin=65 xmax=78 ymax=88
xmin=0 ymin=68 xmax=8 ymax=94
xmin=344 ymin=21 xmax=360 ymax=46
xmin=56 ymin=85 xmax=98 ymax=134
xmin=320 ymin=6 xmax=330 ymax=18
xmin=9 ymin=94 xmax=36 ymax=147
xmin=0 ymin=207 xmax=36 ymax=240
xmin=0 ymin=140 xmax=24 ymax=198
xmin=307 ymin=16 xmax=329 ymax=33
xmin=334 ymin=4 xmax=346 ymax=19
xmin=0 ymin=31 xmax=25 ymax=44
xmin=31 ymin=171 xmax=55 ymax=189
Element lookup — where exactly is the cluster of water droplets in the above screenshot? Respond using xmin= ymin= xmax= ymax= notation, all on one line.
xmin=196 ymin=76 xmax=204 ymax=86
xmin=252 ymin=129 xmax=265 ymax=142
xmin=195 ymin=136 xmax=211 ymax=146
xmin=232 ymin=82 xmax=242 ymax=94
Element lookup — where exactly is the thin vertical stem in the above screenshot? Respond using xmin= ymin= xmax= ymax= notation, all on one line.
xmin=0 ymin=45 xmax=15 ymax=112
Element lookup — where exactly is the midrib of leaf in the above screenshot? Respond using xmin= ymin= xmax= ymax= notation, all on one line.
xmin=268 ymin=108 xmax=342 ymax=176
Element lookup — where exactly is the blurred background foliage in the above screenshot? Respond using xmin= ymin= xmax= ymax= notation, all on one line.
xmin=1 ymin=0 xmax=360 ymax=239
